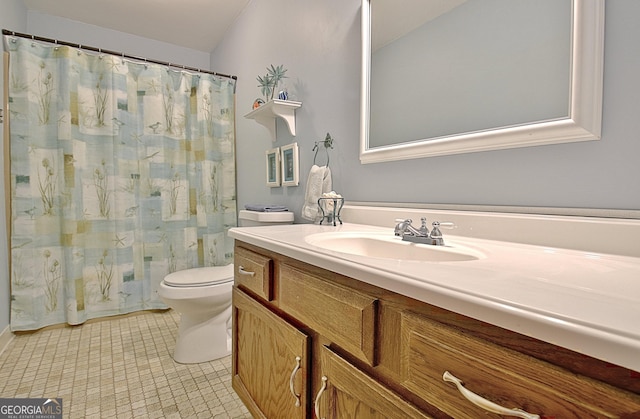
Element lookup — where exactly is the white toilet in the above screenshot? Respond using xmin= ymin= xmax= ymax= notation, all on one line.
xmin=158 ymin=264 xmax=234 ymax=364
xmin=158 ymin=209 xmax=294 ymax=364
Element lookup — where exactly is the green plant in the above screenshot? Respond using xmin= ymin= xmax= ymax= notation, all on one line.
xmin=256 ymin=73 xmax=274 ymax=101
xmin=256 ymin=64 xmax=288 ymax=101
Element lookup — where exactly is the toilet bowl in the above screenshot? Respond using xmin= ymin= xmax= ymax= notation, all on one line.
xmin=158 ymin=210 xmax=293 ymax=364
xmin=158 ymin=264 xmax=234 ymax=364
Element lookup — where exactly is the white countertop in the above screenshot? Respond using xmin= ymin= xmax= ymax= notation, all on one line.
xmin=229 ymin=222 xmax=640 ymax=372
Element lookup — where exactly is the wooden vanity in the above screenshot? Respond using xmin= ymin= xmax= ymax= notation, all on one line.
xmin=231 ymin=241 xmax=640 ymax=418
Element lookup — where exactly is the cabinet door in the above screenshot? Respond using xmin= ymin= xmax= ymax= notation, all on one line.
xmin=232 ymin=287 xmax=310 ymax=419
xmin=314 ymin=346 xmax=431 ymax=419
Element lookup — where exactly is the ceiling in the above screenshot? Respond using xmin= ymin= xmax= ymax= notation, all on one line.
xmin=21 ymin=0 xmax=251 ymax=52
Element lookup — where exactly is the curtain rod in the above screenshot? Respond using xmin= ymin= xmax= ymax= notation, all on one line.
xmin=2 ymin=29 xmax=237 ymax=81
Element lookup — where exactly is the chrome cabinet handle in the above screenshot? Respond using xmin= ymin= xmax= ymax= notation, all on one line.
xmin=314 ymin=376 xmax=328 ymax=419
xmin=289 ymin=356 xmax=302 ymax=407
xmin=237 ymin=266 xmax=255 ymax=277
xmin=443 ymin=371 xmax=540 ymax=419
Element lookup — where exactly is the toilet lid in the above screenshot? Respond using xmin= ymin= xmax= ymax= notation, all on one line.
xmin=163 ymin=264 xmax=234 ymax=287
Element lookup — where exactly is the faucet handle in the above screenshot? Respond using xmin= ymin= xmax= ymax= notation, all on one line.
xmin=418 ymin=217 xmax=430 ymax=235
xmin=430 ymin=221 xmax=443 ymax=239
xmin=430 ymin=221 xmax=455 ymax=238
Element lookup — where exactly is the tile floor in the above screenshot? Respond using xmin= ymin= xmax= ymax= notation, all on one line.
xmin=0 ymin=310 xmax=251 ymax=418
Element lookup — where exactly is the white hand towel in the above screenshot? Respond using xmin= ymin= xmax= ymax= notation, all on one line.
xmin=301 ymin=165 xmax=332 ymax=221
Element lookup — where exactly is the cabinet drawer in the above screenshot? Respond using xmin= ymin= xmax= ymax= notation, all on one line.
xmin=400 ymin=311 xmax=640 ymax=418
xmin=234 ymin=247 xmax=273 ymax=301
xmin=316 ymin=345 xmax=431 ymax=419
xmin=279 ymin=263 xmax=377 ymax=365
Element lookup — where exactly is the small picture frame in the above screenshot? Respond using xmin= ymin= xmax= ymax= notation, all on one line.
xmin=265 ymin=147 xmax=280 ymax=187
xmin=281 ymin=142 xmax=299 ymax=187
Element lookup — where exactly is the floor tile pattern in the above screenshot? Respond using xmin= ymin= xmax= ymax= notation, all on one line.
xmin=0 ymin=310 xmax=251 ymax=418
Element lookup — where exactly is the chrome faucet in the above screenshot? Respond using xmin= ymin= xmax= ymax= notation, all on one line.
xmin=394 ymin=218 xmax=451 ymax=246
xmin=394 ymin=218 xmax=426 ymax=237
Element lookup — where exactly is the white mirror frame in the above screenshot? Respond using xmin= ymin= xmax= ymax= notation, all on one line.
xmin=360 ymin=0 xmax=605 ymax=164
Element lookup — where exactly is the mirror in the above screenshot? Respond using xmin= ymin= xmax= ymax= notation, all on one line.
xmin=360 ymin=0 xmax=605 ymax=163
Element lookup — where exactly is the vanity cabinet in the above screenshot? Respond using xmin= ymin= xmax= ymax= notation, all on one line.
xmin=232 ymin=242 xmax=640 ymax=418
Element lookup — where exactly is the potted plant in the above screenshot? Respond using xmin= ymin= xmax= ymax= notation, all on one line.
xmin=256 ymin=64 xmax=288 ymax=103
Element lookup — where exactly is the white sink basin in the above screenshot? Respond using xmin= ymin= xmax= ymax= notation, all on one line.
xmin=304 ymin=232 xmax=484 ymax=262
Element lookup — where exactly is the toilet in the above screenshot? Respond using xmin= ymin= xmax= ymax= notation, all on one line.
xmin=158 ymin=209 xmax=294 ymax=364
xmin=158 ymin=265 xmax=234 ymax=364
xmin=237 ymin=209 xmax=294 ymax=226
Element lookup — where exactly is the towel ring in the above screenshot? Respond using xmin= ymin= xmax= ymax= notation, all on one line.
xmin=313 ymin=133 xmax=334 ymax=167
xmin=313 ymin=145 xmax=329 ymax=166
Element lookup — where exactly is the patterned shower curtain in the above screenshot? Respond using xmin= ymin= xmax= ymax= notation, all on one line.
xmin=4 ymin=36 xmax=237 ymax=331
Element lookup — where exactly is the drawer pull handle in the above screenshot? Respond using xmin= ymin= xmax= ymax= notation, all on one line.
xmin=443 ymin=371 xmax=540 ymax=419
xmin=314 ymin=376 xmax=328 ymax=419
xmin=289 ymin=356 xmax=302 ymax=407
xmin=238 ymin=266 xmax=255 ymax=277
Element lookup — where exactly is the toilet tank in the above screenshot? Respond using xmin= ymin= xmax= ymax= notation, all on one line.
xmin=238 ymin=210 xmax=294 ymax=227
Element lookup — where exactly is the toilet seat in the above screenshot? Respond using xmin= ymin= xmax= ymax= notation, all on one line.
xmin=163 ymin=265 xmax=234 ymax=288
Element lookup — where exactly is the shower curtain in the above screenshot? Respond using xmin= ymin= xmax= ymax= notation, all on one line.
xmin=4 ymin=36 xmax=237 ymax=331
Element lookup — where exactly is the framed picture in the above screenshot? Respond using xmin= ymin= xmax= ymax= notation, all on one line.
xmin=265 ymin=147 xmax=280 ymax=187
xmin=281 ymin=142 xmax=299 ymax=187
